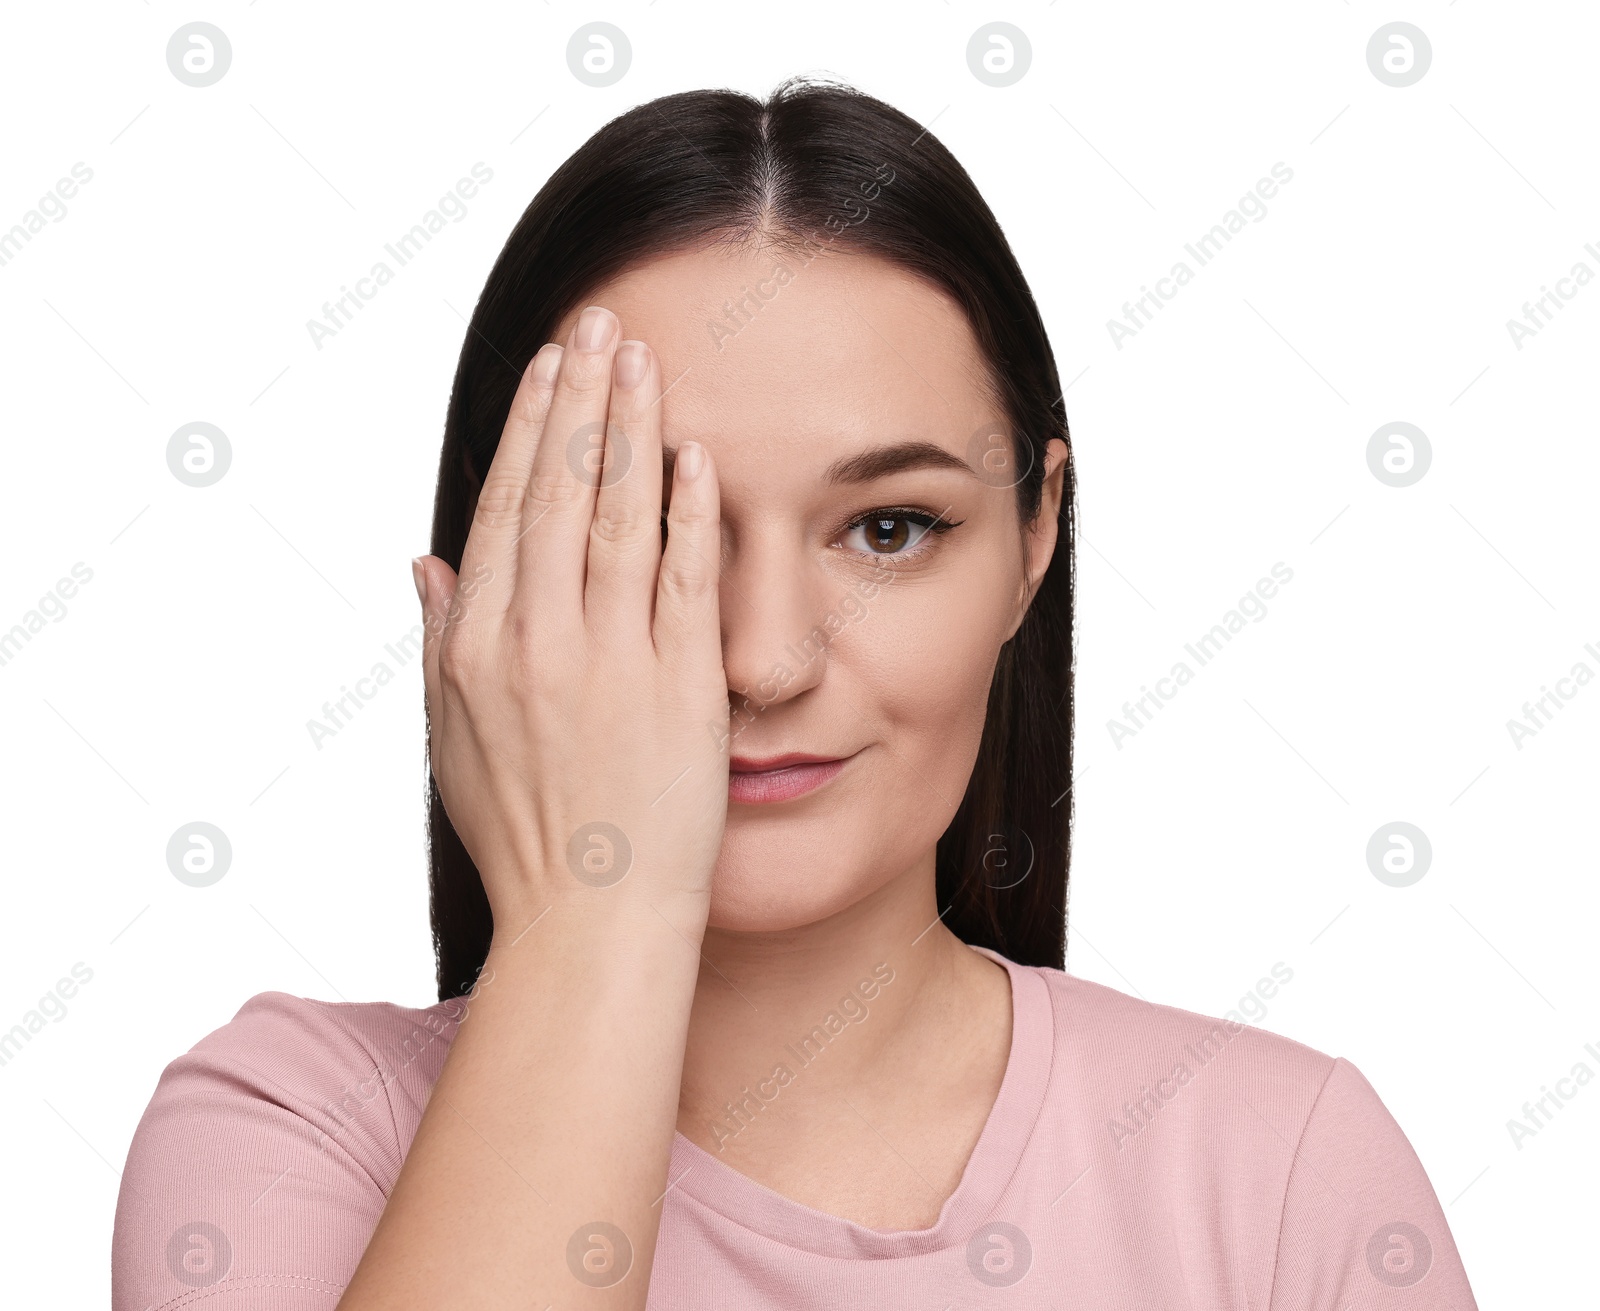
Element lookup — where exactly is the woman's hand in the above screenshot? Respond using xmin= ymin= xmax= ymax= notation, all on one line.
xmin=414 ymin=305 xmax=729 ymax=937
xmin=338 ymin=308 xmax=725 ymax=1309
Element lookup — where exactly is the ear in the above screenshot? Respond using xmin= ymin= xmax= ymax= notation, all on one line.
xmin=1005 ymin=437 xmax=1070 ymax=641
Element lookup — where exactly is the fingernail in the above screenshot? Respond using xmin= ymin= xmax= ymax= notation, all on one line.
xmin=576 ymin=306 xmax=615 ymax=352
xmin=412 ymin=557 xmax=427 ymax=607
xmin=531 ymin=343 xmax=562 ymax=387
xmin=614 ymin=341 xmax=648 ymax=389
xmin=678 ymin=441 xmax=703 ymax=480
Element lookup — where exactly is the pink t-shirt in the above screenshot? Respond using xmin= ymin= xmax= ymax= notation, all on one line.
xmin=112 ymin=948 xmax=1478 ymax=1308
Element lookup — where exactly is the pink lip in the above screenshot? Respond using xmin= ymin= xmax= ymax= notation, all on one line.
xmin=728 ymin=752 xmax=853 ymax=804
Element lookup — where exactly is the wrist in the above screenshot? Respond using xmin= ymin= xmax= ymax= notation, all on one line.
xmin=485 ymin=882 xmax=711 ymax=965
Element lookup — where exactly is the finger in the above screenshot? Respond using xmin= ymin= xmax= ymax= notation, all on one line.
xmin=652 ymin=440 xmax=723 ymax=676
xmin=456 ymin=343 xmax=563 ymax=617
xmin=517 ymin=305 xmax=621 ymax=619
xmin=583 ymin=339 xmax=663 ymax=637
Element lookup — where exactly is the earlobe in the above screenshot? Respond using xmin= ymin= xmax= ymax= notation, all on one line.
xmin=1006 ymin=438 xmax=1069 ymax=642
xmin=1004 ymin=593 xmax=1028 ymax=644
xmin=1033 ymin=438 xmax=1069 ymax=568
xmin=1006 ymin=565 xmax=1040 ymax=645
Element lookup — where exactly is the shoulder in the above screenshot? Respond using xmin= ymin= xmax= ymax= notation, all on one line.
xmin=1031 ymin=963 xmax=1336 ymax=1097
xmin=180 ymin=988 xmax=465 ymax=1085
xmin=1022 ymin=963 xmax=1348 ymax=1195
xmin=158 ymin=989 xmax=463 ymax=1168
xmin=113 ymin=991 xmax=464 ymax=1311
xmin=1014 ymin=967 xmax=1477 ymax=1304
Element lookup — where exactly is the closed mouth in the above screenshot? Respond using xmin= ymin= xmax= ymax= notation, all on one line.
xmin=727 ymin=751 xmax=856 ymax=804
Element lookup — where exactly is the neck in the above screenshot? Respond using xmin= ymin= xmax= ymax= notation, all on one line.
xmin=675 ymin=851 xmax=1003 ymax=1152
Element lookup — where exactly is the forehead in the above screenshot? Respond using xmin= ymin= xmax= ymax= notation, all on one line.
xmin=552 ymin=243 xmax=998 ymax=464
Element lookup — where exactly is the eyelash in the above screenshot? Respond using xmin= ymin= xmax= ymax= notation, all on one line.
xmin=835 ymin=505 xmax=963 ymax=565
xmin=658 ymin=505 xmax=965 ymax=566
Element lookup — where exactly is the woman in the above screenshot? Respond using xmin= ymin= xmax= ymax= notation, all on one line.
xmin=112 ymin=77 xmax=1478 ymax=1309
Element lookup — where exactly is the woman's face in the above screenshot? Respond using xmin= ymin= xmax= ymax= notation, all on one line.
xmin=548 ymin=243 xmax=1067 ymax=933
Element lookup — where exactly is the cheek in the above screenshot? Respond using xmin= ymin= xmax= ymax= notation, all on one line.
xmin=863 ymin=520 xmax=1023 ymax=724
xmin=705 ymin=565 xmax=1014 ymax=933
xmin=860 ymin=584 xmax=999 ymax=771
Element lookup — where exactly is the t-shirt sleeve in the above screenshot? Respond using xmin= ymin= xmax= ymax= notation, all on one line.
xmin=1268 ymin=1056 xmax=1479 ymax=1310
xmin=111 ymin=993 xmax=435 ymax=1311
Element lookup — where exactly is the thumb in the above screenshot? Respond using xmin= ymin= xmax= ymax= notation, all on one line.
xmin=415 ymin=554 xmax=460 ymax=739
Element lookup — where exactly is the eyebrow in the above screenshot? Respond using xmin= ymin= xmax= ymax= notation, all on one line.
xmin=822 ymin=440 xmax=978 ymax=485
xmin=660 ymin=439 xmax=976 ymax=485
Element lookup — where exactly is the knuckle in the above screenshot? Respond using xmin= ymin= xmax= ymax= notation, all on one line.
xmin=558 ymin=350 xmax=610 ymax=395
xmin=524 ymin=468 xmax=572 ymax=515
xmin=658 ymin=556 xmax=710 ymax=604
xmin=438 ymin=632 xmax=476 ymax=693
xmin=473 ymin=476 xmax=523 ymax=527
xmin=668 ymin=502 xmax=717 ymax=536
xmin=505 ymin=610 xmax=537 ymax=659
xmin=506 ymin=612 xmax=557 ymax=689
xmin=589 ymin=504 xmax=652 ymax=546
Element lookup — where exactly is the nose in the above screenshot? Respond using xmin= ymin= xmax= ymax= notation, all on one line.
xmin=718 ymin=532 xmax=831 ymax=723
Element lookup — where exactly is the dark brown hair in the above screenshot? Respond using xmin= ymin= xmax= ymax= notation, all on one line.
xmin=427 ymin=75 xmax=1075 ymax=1000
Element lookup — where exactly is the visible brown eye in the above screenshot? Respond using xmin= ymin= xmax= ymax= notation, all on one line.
xmin=837 ymin=508 xmax=958 ymax=559
xmin=863 ymin=516 xmax=911 ymax=553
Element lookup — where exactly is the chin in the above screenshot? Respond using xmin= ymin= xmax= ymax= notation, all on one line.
xmin=703 ymin=826 xmax=888 ymax=934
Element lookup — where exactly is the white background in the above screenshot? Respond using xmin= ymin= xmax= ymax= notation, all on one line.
xmin=2 ymin=2 xmax=1595 ymax=1306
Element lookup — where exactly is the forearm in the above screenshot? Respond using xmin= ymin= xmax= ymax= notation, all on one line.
xmin=337 ymin=890 xmax=706 ymax=1310
xmin=356 ymin=302 xmax=727 ymax=1307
